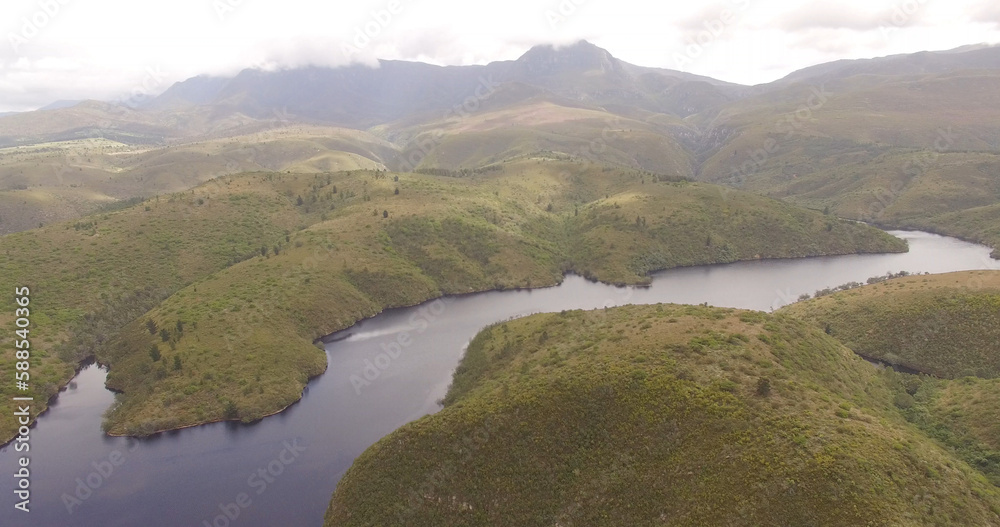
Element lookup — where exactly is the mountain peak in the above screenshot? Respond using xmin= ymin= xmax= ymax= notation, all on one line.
xmin=516 ymin=40 xmax=621 ymax=75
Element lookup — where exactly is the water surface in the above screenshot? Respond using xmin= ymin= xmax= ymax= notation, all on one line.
xmin=1 ymin=231 xmax=996 ymax=526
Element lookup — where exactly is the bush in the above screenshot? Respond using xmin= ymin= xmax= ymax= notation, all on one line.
xmin=893 ymin=393 xmax=915 ymax=409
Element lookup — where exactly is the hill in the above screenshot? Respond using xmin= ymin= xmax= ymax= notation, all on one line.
xmin=0 ymin=126 xmax=397 ymax=234
xmin=781 ymin=271 xmax=1000 ymax=486
xmin=325 ymin=304 xmax=1000 ymax=526
xmin=0 ymin=160 xmax=904 ymax=442
xmin=694 ymin=69 xmax=1000 ymax=257
xmin=4 ymin=41 xmax=1000 ymax=248
xmin=781 ymin=271 xmax=1000 ymax=378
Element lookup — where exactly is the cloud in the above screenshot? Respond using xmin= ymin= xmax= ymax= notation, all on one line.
xmin=777 ymin=3 xmax=890 ymax=32
xmin=1 ymin=0 xmax=1000 ymax=111
xmin=674 ymin=1 xmax=751 ymax=32
xmin=971 ymin=1 xmax=1000 ymax=28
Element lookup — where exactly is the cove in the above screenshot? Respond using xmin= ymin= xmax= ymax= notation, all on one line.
xmin=1 ymin=231 xmax=997 ymax=527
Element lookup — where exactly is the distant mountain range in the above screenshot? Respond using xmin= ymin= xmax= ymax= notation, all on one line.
xmin=4 ymin=40 xmax=998 ymax=143
xmin=2 ymin=40 xmax=999 ymax=252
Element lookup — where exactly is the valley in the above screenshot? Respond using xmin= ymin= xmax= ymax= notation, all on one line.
xmin=2 ymin=35 xmax=1000 ymax=527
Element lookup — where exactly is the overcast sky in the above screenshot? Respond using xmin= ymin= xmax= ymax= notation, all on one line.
xmin=1 ymin=0 xmax=998 ymax=112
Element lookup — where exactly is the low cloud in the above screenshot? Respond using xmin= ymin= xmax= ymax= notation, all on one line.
xmin=971 ymin=1 xmax=1000 ymax=28
xmin=777 ymin=4 xmax=889 ymax=32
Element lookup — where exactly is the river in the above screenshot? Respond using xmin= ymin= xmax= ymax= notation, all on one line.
xmin=1 ymin=231 xmax=997 ymax=526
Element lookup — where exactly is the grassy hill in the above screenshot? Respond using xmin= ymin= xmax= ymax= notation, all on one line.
xmin=781 ymin=271 xmax=1000 ymax=378
xmin=0 ymin=126 xmax=397 ymax=234
xmin=380 ymin=96 xmax=696 ymax=177
xmin=326 ymin=304 xmax=1000 ymax=526
xmin=0 ymin=160 xmax=903 ymax=442
xmin=694 ymin=71 xmax=1000 ymax=257
xmin=781 ymin=271 xmax=1000 ymax=487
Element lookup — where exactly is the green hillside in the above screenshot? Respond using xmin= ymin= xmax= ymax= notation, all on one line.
xmin=0 ymin=126 xmax=396 ymax=234
xmin=781 ymin=271 xmax=1000 ymax=487
xmin=0 ymin=160 xmax=903 ymax=441
xmin=326 ymin=304 xmax=1000 ymax=526
xmin=782 ymin=271 xmax=1000 ymax=378
xmin=695 ymin=72 xmax=1000 ymax=257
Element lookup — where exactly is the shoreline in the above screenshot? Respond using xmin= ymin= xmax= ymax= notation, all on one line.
xmin=1 ymin=230 xmax=963 ymax=445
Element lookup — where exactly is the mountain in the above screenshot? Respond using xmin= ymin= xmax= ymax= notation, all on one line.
xmin=144 ymin=40 xmax=746 ymax=127
xmin=38 ymin=99 xmax=84 ymax=111
xmin=772 ymin=44 xmax=1000 ymax=88
xmin=0 ymin=158 xmax=903 ymax=442
xmin=326 ymin=302 xmax=1000 ymax=526
xmin=142 ymin=75 xmax=231 ymax=109
xmin=2 ymin=40 xmax=1000 ymax=256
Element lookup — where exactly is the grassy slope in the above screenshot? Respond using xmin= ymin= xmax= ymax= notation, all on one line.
xmin=0 ymin=126 xmax=397 ymax=234
xmin=781 ymin=271 xmax=1000 ymax=378
xmin=0 ymin=171 xmax=325 ymax=438
xmin=781 ymin=271 xmax=1000 ymax=487
xmin=695 ymin=72 xmax=1000 ymax=257
xmin=385 ymin=100 xmax=696 ymax=177
xmin=0 ymin=160 xmax=903 ymax=441
xmin=326 ymin=304 xmax=1000 ymax=526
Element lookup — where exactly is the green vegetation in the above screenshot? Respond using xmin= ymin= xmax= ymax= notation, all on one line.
xmin=890 ymin=374 xmax=1000 ymax=487
xmin=326 ymin=304 xmax=1000 ymax=526
xmin=0 ymin=160 xmax=902 ymax=442
xmin=782 ymin=271 xmax=1000 ymax=378
xmin=782 ymin=272 xmax=1000 ymax=490
xmin=0 ymin=126 xmax=395 ymax=235
xmin=695 ymin=73 xmax=1000 ymax=258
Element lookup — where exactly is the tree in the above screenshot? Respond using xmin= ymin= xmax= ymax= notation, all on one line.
xmin=160 ymin=328 xmax=171 ymax=342
xmin=173 ymin=355 xmax=182 ymax=371
xmin=175 ymin=320 xmax=184 ymax=333
xmin=261 ymin=245 xmax=268 ymax=257
xmin=146 ymin=319 xmax=158 ymax=335
xmin=296 ymin=195 xmax=304 ymax=206
xmin=149 ymin=344 xmax=161 ymax=362
xmin=382 ymin=210 xmax=389 ymax=218
xmin=223 ymin=400 xmax=238 ymax=419
xmin=756 ymin=377 xmax=771 ymax=396
xmin=394 ymin=187 xmax=399 ymax=195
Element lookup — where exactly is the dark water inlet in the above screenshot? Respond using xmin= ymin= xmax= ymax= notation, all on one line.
xmin=1 ymin=231 xmax=997 ymax=527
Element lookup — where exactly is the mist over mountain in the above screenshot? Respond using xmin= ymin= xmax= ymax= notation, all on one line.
xmin=2 ymin=39 xmax=999 ymax=249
